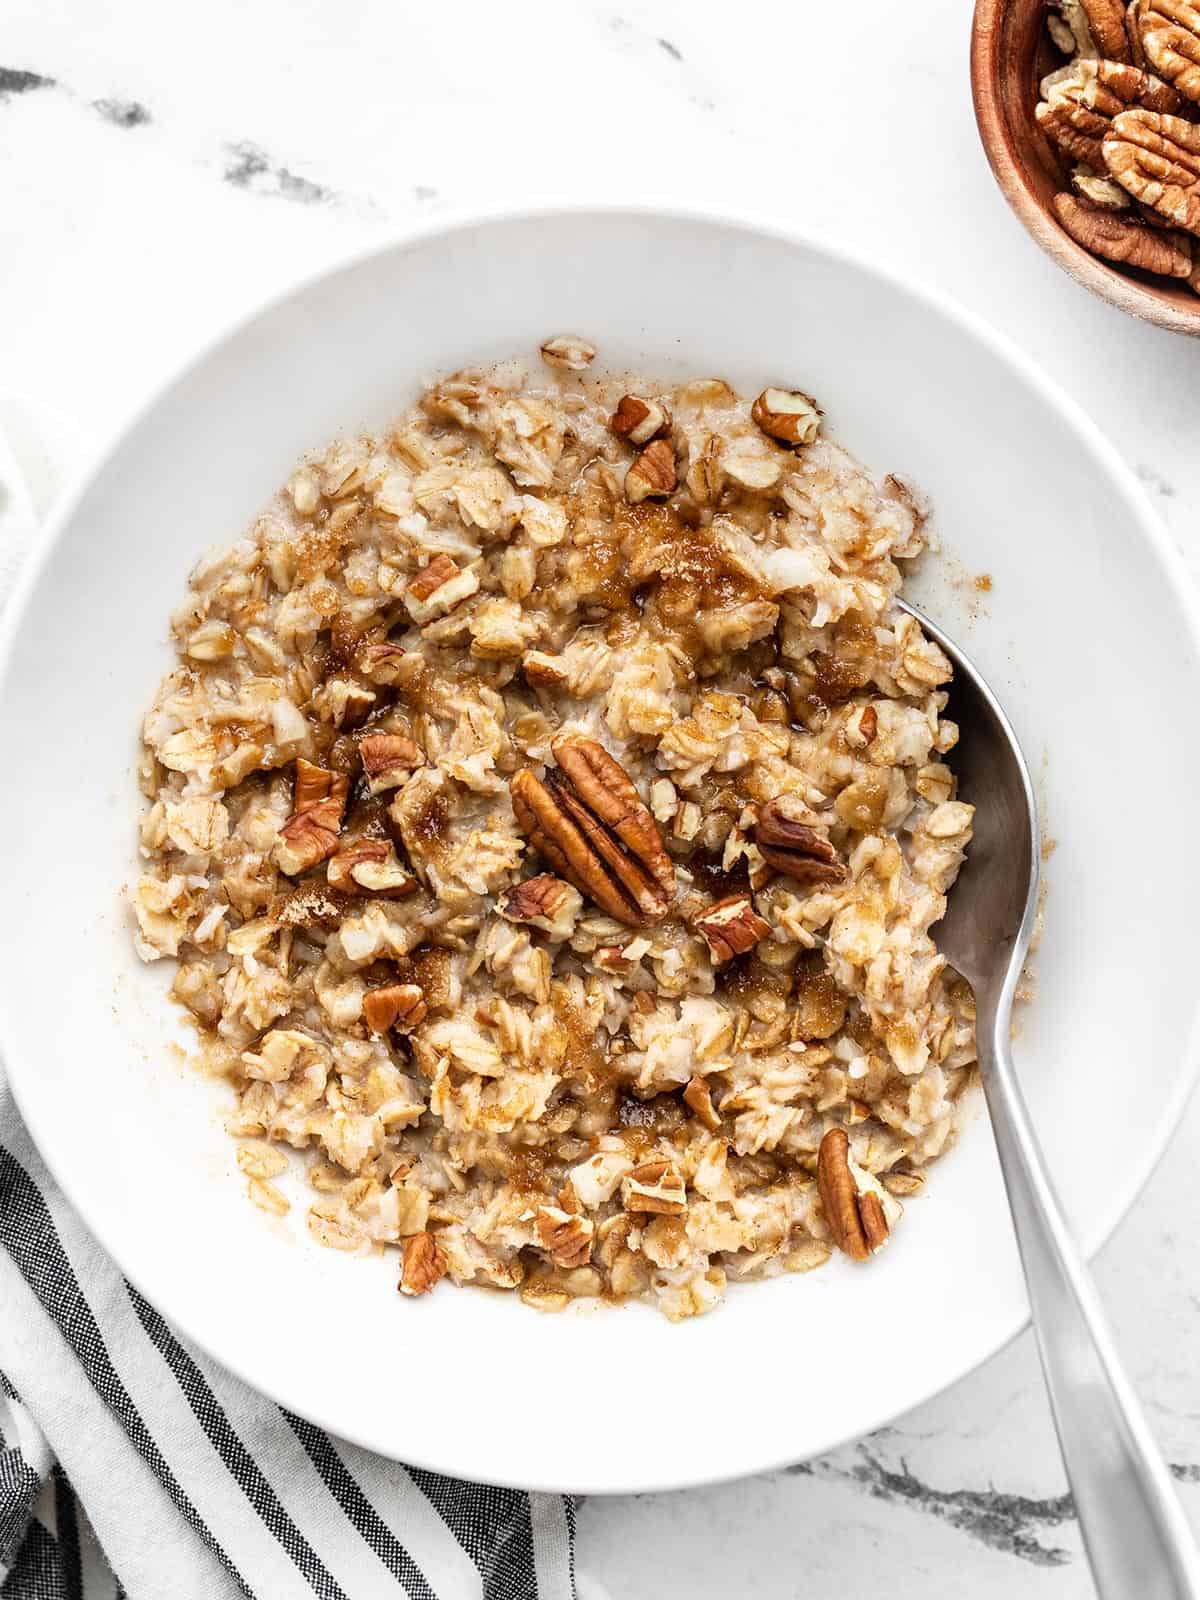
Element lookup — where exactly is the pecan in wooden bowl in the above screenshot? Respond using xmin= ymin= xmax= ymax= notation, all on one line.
xmin=973 ymin=0 xmax=1200 ymax=332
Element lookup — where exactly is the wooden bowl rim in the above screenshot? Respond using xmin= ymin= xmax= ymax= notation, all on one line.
xmin=970 ymin=0 xmax=1200 ymax=336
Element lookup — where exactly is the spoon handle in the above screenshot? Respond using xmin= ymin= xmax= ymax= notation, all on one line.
xmin=977 ymin=993 xmax=1200 ymax=1598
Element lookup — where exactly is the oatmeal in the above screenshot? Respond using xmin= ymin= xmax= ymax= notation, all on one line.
xmin=132 ymin=341 xmax=976 ymax=1320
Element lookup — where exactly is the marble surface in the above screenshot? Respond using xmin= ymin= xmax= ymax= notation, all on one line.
xmin=3 ymin=0 xmax=1200 ymax=1594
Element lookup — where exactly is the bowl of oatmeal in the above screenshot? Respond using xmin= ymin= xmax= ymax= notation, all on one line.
xmin=1 ymin=207 xmax=1198 ymax=1492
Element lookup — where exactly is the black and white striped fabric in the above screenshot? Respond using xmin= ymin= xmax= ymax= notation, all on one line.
xmin=0 ymin=1082 xmax=579 ymax=1600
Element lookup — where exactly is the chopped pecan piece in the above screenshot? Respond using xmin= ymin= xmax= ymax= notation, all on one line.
xmin=845 ymin=703 xmax=879 ymax=749
xmin=594 ymin=943 xmax=636 ymax=973
xmin=1137 ymin=0 xmax=1200 ymax=102
xmin=405 ymin=554 xmax=480 ymax=623
xmin=535 ymin=1205 xmax=595 ymax=1268
xmin=751 ymin=387 xmax=822 ymax=446
xmin=325 ymin=679 xmax=375 ymax=730
xmin=499 ymin=874 xmax=583 ymax=940
xmin=624 ymin=438 xmax=677 ymax=503
xmin=511 ymin=739 xmax=675 ymax=927
xmin=1103 ymin=108 xmax=1200 ymax=232
xmin=1053 ymin=191 xmax=1193 ymax=273
xmin=754 ymin=796 xmax=847 ymax=888
xmin=883 ymin=1170 xmax=926 ymax=1197
xmin=611 ymin=394 xmax=672 ymax=445
xmin=623 ymin=1159 xmax=687 ymax=1216
xmin=521 ymin=650 xmax=569 ymax=689
xmin=1037 ymin=58 xmax=1181 ymax=169
xmin=817 ymin=1128 xmax=901 ymax=1261
xmin=399 ymin=1231 xmax=447 ymax=1295
xmin=327 ymin=838 xmax=417 ymax=896
xmin=359 ymin=733 xmax=424 ymax=796
xmin=682 ymin=1075 xmax=722 ymax=1132
xmin=691 ymin=894 xmax=771 ymax=965
xmin=293 ymin=758 xmax=341 ymax=813
xmin=364 ymin=982 xmax=428 ymax=1034
xmin=274 ymin=759 xmax=349 ymax=876
xmin=539 ymin=334 xmax=596 ymax=371
xmin=355 ymin=642 xmax=407 ymax=684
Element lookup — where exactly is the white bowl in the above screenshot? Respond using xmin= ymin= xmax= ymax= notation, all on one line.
xmin=2 ymin=206 xmax=1198 ymax=1494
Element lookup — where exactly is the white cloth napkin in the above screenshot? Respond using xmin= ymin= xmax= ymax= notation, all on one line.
xmin=0 ymin=405 xmax=579 ymax=1600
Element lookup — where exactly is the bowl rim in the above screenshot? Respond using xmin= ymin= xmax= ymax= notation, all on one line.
xmin=970 ymin=0 xmax=1200 ymax=338
xmin=3 ymin=199 xmax=1200 ymax=1491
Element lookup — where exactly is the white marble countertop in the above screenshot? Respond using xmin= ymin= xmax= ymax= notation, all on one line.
xmin=3 ymin=0 xmax=1199 ymax=1594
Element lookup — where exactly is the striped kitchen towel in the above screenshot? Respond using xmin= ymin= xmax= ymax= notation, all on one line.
xmin=0 ymin=411 xmax=579 ymax=1600
xmin=0 ymin=1095 xmax=578 ymax=1600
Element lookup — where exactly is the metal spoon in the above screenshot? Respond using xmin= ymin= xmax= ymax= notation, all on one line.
xmin=901 ymin=598 xmax=1200 ymax=1599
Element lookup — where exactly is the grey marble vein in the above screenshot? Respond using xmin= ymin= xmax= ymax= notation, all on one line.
xmin=0 ymin=66 xmax=55 ymax=101
xmin=847 ymin=1451 xmax=1075 ymax=1566
xmin=93 ymin=97 xmax=150 ymax=128
xmin=223 ymin=140 xmax=332 ymax=205
xmin=1136 ymin=462 xmax=1178 ymax=498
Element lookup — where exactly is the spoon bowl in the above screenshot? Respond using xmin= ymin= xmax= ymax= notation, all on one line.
xmin=900 ymin=601 xmax=1040 ymax=990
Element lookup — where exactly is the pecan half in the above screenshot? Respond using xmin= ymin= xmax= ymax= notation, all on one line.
xmin=535 ymin=1205 xmax=594 ymax=1268
xmin=359 ymin=733 xmax=424 ymax=795
xmin=624 ymin=438 xmax=677 ymax=503
xmin=275 ymin=759 xmax=349 ymax=876
xmin=1053 ymin=190 xmax=1193 ymax=272
xmin=405 ymin=554 xmax=480 ymax=623
xmin=364 ymin=982 xmax=428 ymax=1034
xmin=499 ymin=874 xmax=583 ymax=940
xmin=1069 ymin=168 xmax=1132 ymax=210
xmin=1104 ymin=108 xmax=1200 ymax=231
xmin=1130 ymin=0 xmax=1150 ymax=64
xmin=511 ymin=740 xmax=675 ymax=927
xmin=1137 ymin=0 xmax=1200 ymax=101
xmin=399 ymin=1231 xmax=447 ymax=1295
xmin=1037 ymin=58 xmax=1181 ymax=168
xmin=754 ymin=796 xmax=847 ymax=888
xmin=611 ymin=395 xmax=672 ymax=445
xmin=327 ymin=838 xmax=418 ymax=896
xmin=1050 ymin=0 xmax=1132 ymax=56
xmin=1089 ymin=0 xmax=1137 ymax=52
xmin=623 ymin=1159 xmax=687 ymax=1216
xmin=691 ymin=894 xmax=771 ymax=964
xmin=817 ymin=1127 xmax=900 ymax=1261
xmin=751 ymin=388 xmax=822 ymax=446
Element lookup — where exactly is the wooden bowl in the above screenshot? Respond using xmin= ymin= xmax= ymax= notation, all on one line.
xmin=971 ymin=0 xmax=1200 ymax=335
